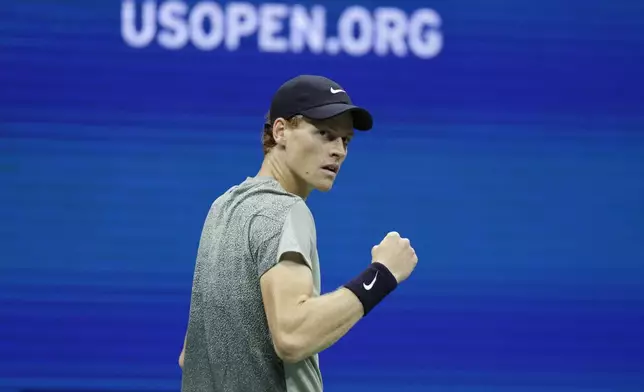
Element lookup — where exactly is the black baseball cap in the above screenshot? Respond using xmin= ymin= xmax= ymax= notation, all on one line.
xmin=268 ymin=75 xmax=373 ymax=131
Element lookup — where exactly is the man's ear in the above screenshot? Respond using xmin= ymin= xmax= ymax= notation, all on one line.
xmin=272 ymin=118 xmax=288 ymax=147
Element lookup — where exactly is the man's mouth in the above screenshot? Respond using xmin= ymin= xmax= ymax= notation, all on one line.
xmin=321 ymin=164 xmax=339 ymax=175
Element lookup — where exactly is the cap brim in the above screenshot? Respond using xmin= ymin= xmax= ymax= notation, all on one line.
xmin=301 ymin=103 xmax=373 ymax=131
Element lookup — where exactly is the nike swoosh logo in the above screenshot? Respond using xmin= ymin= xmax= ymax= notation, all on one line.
xmin=363 ymin=271 xmax=378 ymax=290
xmin=330 ymin=87 xmax=345 ymax=94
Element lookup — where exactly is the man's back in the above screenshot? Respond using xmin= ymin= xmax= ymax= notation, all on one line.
xmin=181 ymin=176 xmax=322 ymax=392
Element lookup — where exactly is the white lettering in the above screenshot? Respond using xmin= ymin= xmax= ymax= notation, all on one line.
xmin=374 ymin=7 xmax=408 ymax=57
xmin=337 ymin=6 xmax=372 ymax=57
xmin=158 ymin=1 xmax=189 ymax=49
xmin=290 ymin=5 xmax=325 ymax=54
xmin=225 ymin=2 xmax=258 ymax=51
xmin=258 ymin=4 xmax=289 ymax=53
xmin=119 ymin=1 xmax=444 ymax=59
xmin=408 ymin=9 xmax=443 ymax=59
xmin=121 ymin=0 xmax=156 ymax=48
xmin=325 ymin=37 xmax=340 ymax=56
xmin=189 ymin=2 xmax=225 ymax=50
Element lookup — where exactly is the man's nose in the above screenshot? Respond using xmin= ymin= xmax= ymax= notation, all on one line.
xmin=330 ymin=138 xmax=346 ymax=159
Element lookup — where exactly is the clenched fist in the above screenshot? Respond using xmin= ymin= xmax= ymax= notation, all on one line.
xmin=371 ymin=231 xmax=418 ymax=283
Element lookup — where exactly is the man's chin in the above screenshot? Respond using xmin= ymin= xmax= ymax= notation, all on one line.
xmin=313 ymin=178 xmax=335 ymax=192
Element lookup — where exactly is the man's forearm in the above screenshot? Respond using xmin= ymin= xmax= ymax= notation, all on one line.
xmin=279 ymin=287 xmax=363 ymax=362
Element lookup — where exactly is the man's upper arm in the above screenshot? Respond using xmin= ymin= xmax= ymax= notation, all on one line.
xmin=251 ymin=200 xmax=317 ymax=356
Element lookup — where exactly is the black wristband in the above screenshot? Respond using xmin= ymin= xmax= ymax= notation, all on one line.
xmin=343 ymin=262 xmax=398 ymax=316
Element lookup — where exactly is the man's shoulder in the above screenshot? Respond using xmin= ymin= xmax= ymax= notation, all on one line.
xmin=216 ymin=176 xmax=306 ymax=222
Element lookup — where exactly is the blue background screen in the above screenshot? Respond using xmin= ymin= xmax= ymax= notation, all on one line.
xmin=1 ymin=1 xmax=643 ymax=391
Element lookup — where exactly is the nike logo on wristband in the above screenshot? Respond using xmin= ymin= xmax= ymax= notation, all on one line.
xmin=363 ymin=271 xmax=378 ymax=290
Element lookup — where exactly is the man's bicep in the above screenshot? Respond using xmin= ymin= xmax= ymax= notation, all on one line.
xmin=260 ymin=257 xmax=314 ymax=346
xmin=260 ymin=257 xmax=314 ymax=307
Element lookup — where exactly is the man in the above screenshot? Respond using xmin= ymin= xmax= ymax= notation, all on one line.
xmin=180 ymin=75 xmax=418 ymax=392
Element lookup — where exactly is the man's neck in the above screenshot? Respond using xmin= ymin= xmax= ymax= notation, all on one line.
xmin=257 ymin=153 xmax=310 ymax=200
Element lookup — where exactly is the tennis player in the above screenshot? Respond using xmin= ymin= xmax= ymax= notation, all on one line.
xmin=180 ymin=75 xmax=418 ymax=392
